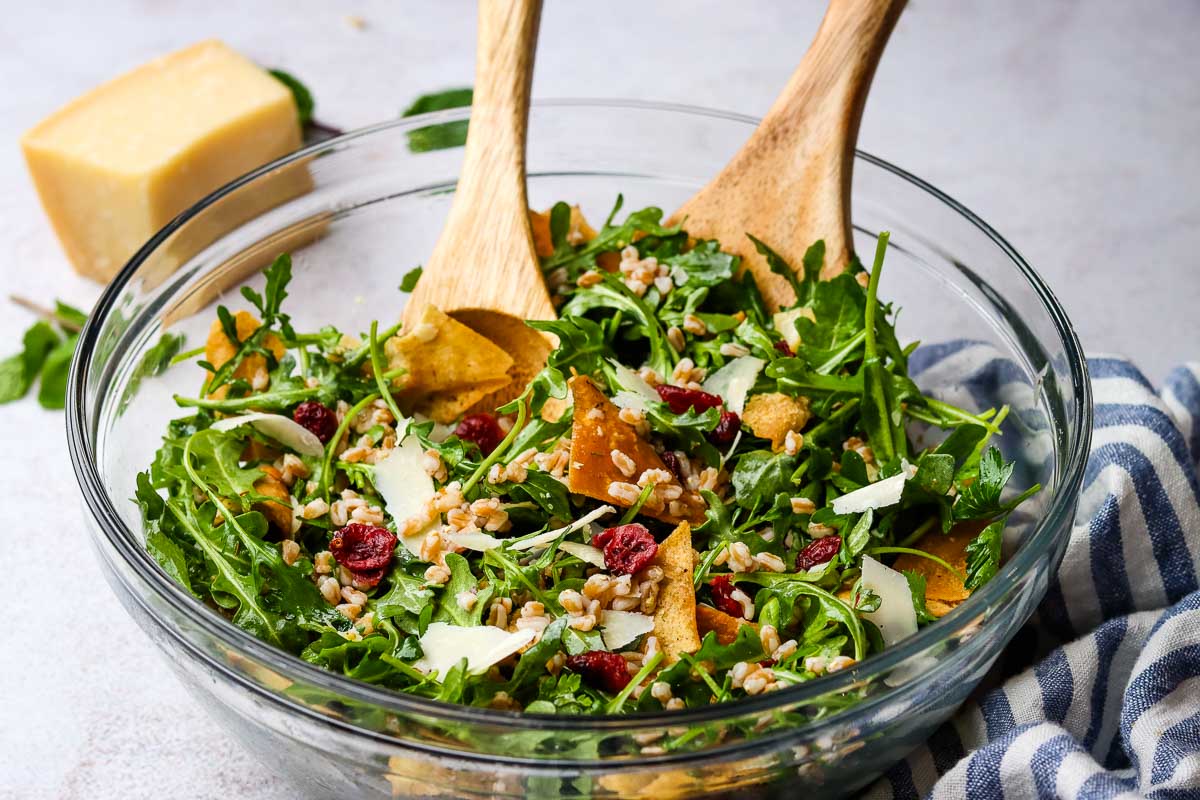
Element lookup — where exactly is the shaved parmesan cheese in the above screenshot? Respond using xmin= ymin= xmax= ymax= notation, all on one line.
xmin=444 ymin=532 xmax=501 ymax=552
xmin=211 ymin=412 xmax=324 ymax=456
xmin=772 ymin=307 xmax=814 ymax=351
xmin=413 ymin=622 xmax=536 ymax=678
xmin=608 ymin=359 xmax=659 ymax=400
xmin=702 ymin=356 xmax=765 ymax=415
xmin=509 ymin=505 xmax=616 ymax=552
xmin=612 ymin=390 xmax=651 ymax=414
xmin=373 ymin=437 xmax=437 ymax=556
xmin=559 ymin=541 xmax=607 ymax=568
xmin=609 ymin=360 xmax=660 ymax=414
xmin=831 ymin=462 xmax=916 ymax=515
xmin=860 ymin=555 xmax=918 ymax=646
xmin=600 ymin=610 xmax=655 ymax=650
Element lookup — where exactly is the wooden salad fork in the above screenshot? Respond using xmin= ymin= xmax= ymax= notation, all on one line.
xmin=669 ymin=0 xmax=907 ymax=310
xmin=402 ymin=0 xmax=554 ymax=390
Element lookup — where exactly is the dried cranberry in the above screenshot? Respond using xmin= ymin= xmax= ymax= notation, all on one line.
xmin=659 ymin=450 xmax=686 ymax=483
xmin=795 ymin=535 xmax=842 ymax=571
xmin=565 ymin=650 xmax=632 ymax=693
xmin=330 ymin=524 xmax=398 ymax=575
xmin=708 ymin=410 xmax=742 ymax=446
xmin=709 ymin=575 xmax=747 ymax=619
xmin=654 ymin=385 xmax=723 ymax=415
xmin=293 ymin=401 xmax=338 ymax=443
xmin=594 ymin=523 xmax=658 ymax=576
xmin=774 ymin=340 xmax=794 ymax=357
xmin=455 ymin=413 xmax=505 ymax=455
xmin=349 ymin=566 xmax=387 ymax=588
xmin=759 ymin=658 xmax=777 ymax=668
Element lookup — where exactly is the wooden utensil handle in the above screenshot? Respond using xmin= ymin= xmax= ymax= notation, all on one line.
xmin=454 ymin=0 xmax=543 ymax=216
xmin=766 ymin=0 xmax=905 ymax=134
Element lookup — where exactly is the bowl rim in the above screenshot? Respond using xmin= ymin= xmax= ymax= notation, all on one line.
xmin=66 ymin=98 xmax=1093 ymax=742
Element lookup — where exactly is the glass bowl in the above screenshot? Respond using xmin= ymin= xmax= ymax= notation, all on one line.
xmin=67 ymin=100 xmax=1091 ymax=799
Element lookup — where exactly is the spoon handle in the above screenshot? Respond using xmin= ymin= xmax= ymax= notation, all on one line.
xmin=454 ymin=0 xmax=542 ymax=221
xmin=758 ymin=0 xmax=906 ymax=278
xmin=408 ymin=0 xmax=550 ymax=330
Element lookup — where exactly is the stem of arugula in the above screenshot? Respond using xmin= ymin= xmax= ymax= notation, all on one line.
xmin=606 ymin=650 xmax=665 ymax=713
xmin=866 ymin=546 xmax=964 ymax=581
xmin=369 ymin=321 xmax=409 ymax=435
xmin=321 ymin=393 xmax=380 ymax=503
xmin=462 ymin=398 xmax=529 ymax=495
xmin=170 ymin=345 xmax=206 ymax=366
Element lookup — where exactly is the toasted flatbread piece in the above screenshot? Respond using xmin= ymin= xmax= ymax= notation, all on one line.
xmin=892 ymin=520 xmax=984 ymax=617
xmin=205 ymin=310 xmax=285 ymax=399
xmin=253 ymin=465 xmax=293 ymax=534
xmin=652 ymin=522 xmax=702 ymax=661
xmin=414 ymin=377 xmax=512 ymax=423
xmin=384 ymin=304 xmax=514 ymax=422
xmin=529 ymin=205 xmax=598 ymax=259
xmin=742 ymin=392 xmax=812 ymax=451
xmin=696 ymin=604 xmax=755 ymax=646
xmin=599 ymin=770 xmax=699 ymax=799
xmin=566 ymin=376 xmax=703 ymax=524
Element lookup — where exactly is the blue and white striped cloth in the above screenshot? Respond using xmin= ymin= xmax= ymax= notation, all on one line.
xmin=866 ymin=355 xmax=1200 ymax=799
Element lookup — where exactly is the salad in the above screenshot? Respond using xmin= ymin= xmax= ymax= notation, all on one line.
xmin=136 ymin=198 xmax=1036 ymax=716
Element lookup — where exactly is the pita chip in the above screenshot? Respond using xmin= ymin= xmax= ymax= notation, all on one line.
xmin=566 ymin=376 xmax=704 ymax=525
xmin=652 ymin=521 xmax=702 ymax=661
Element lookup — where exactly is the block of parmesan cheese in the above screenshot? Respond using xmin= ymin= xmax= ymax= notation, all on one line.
xmin=22 ymin=40 xmax=304 ymax=282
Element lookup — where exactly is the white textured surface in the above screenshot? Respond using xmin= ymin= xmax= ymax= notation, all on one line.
xmin=0 ymin=2 xmax=1197 ymax=798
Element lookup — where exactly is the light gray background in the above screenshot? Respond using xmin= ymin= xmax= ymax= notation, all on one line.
xmin=1 ymin=2 xmax=1197 ymax=797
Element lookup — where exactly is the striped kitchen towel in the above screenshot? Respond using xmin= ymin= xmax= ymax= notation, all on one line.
xmin=867 ymin=356 xmax=1200 ymax=799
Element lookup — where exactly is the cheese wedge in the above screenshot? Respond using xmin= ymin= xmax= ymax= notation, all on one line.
xmin=22 ymin=40 xmax=304 ymax=281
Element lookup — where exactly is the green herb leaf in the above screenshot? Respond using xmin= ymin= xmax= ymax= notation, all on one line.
xmin=400 ymin=266 xmax=423 ymax=293
xmin=269 ymin=69 xmax=315 ymax=126
xmin=0 ymin=321 xmax=59 ymax=403
xmin=403 ymin=87 xmax=473 ymax=152
xmin=37 ymin=333 xmax=78 ymax=409
xmin=953 ymin=447 xmax=1015 ymax=520
xmin=963 ymin=518 xmax=1006 ymax=590
xmin=730 ymin=450 xmax=797 ymax=511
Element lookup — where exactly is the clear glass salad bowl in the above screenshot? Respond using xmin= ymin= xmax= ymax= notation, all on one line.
xmin=67 ymin=100 xmax=1091 ymax=799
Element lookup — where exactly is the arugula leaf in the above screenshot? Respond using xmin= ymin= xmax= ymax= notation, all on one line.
xmin=399 ymin=266 xmax=423 ymax=293
xmin=375 ymin=571 xmax=434 ymax=619
xmin=844 ymin=509 xmax=874 ymax=558
xmin=963 ymin=518 xmax=1005 ymax=590
xmin=434 ymin=554 xmax=491 ymax=626
xmin=269 ymin=69 xmax=315 ymax=126
xmin=935 ymin=423 xmax=990 ymax=467
xmin=507 ymin=617 xmax=568 ymax=694
xmin=665 ymin=240 xmax=738 ymax=289
xmin=730 ymin=450 xmax=797 ymax=511
xmin=183 ymin=429 xmax=265 ymax=507
xmin=953 ymin=447 xmax=1015 ymax=520
xmin=403 ymin=87 xmax=473 ymax=152
xmin=560 ymin=277 xmax=674 ymax=379
xmin=545 ymin=200 xmax=680 ymax=276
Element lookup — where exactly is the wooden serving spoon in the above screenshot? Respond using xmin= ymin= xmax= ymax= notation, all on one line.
xmin=402 ymin=0 xmax=553 ymax=395
xmin=669 ymin=0 xmax=906 ymax=310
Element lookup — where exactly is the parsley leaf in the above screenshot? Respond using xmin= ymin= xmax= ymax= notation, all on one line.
xmin=963 ymin=518 xmax=1005 ymax=590
xmin=953 ymin=447 xmax=1015 ymax=520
